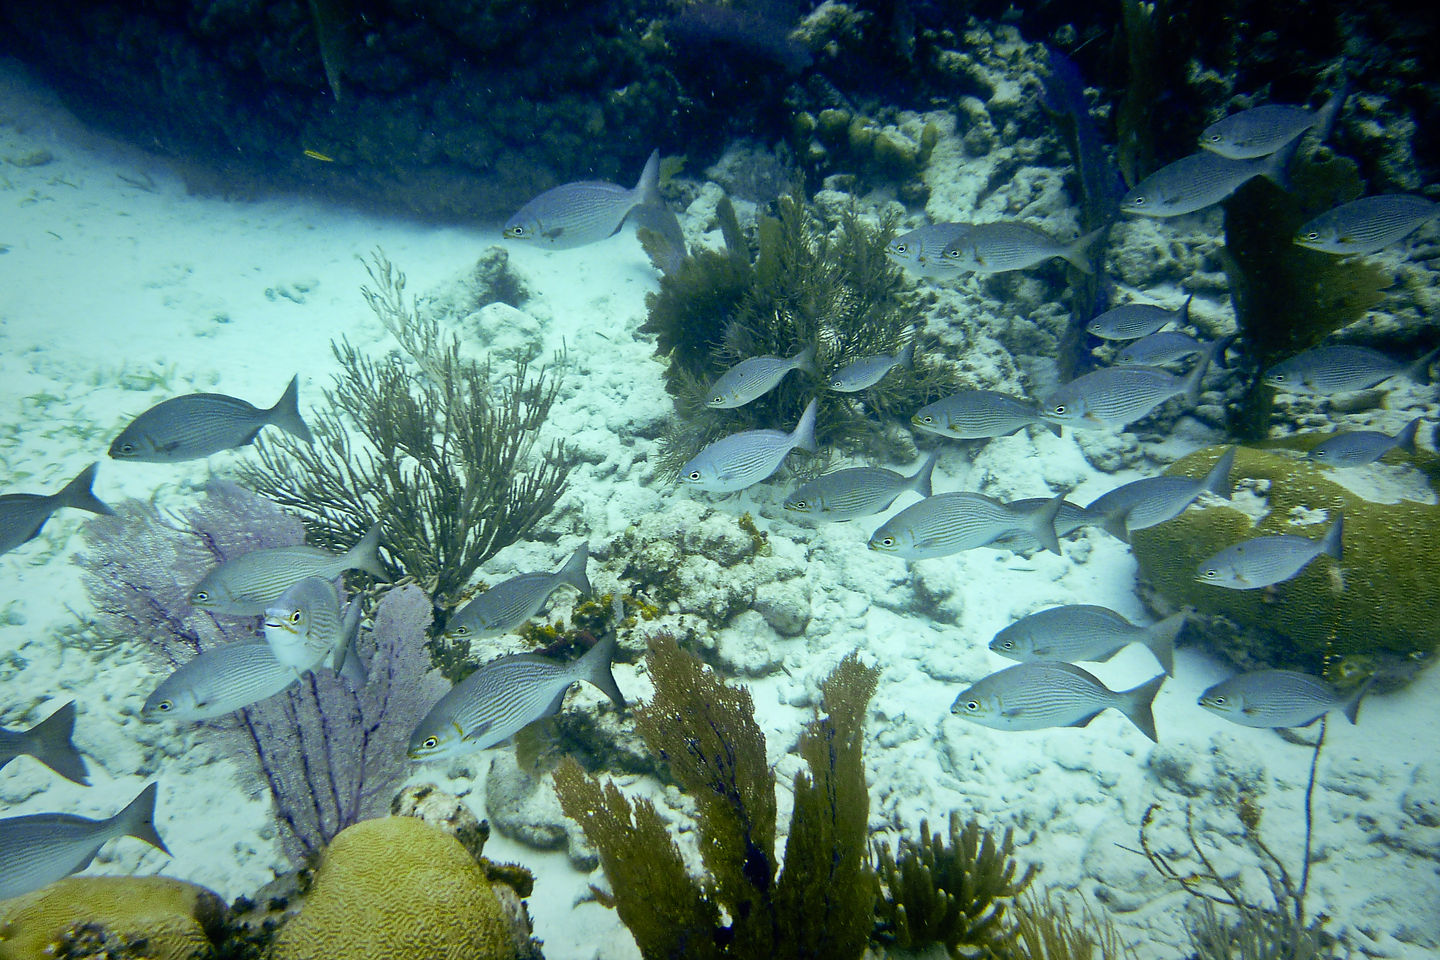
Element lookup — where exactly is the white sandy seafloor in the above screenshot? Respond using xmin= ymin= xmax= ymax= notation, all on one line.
xmin=2 ymin=55 xmax=1439 ymax=959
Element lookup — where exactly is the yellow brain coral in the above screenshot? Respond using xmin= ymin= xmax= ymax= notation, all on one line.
xmin=0 ymin=875 xmax=223 ymax=960
xmin=271 ymin=816 xmax=533 ymax=960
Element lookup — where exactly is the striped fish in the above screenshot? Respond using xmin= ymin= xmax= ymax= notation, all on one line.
xmin=951 ymin=661 xmax=1165 ymax=742
xmin=1197 ymin=515 xmax=1343 ymax=590
xmin=502 ymin=149 xmax=660 ymax=249
xmin=1087 ymin=295 xmax=1192 ymax=341
xmin=0 ymin=701 xmax=90 ymax=786
xmin=912 ymin=390 xmax=1060 ymax=439
xmin=706 ymin=345 xmax=816 ymax=408
xmin=1042 ymin=336 xmax=1225 ymax=429
xmin=828 ymin=339 xmax=916 ymax=393
xmin=1199 ymin=670 xmax=1372 ymax=728
xmin=941 ymin=221 xmax=1103 ymax=275
xmin=1 ymin=462 xmax=114 ymax=558
xmin=1120 ymin=147 xmax=1292 ymax=217
xmin=444 ymin=544 xmax=591 ymax=641
xmin=0 ymin=783 xmax=169 ymax=900
xmin=1200 ymin=84 xmax=1347 ymax=159
xmin=783 ymin=450 xmax=938 ymax=522
xmin=886 ymin=222 xmax=974 ymax=277
xmin=988 ymin=498 xmax=1106 ymax=551
xmin=1116 ymin=331 xmax=1203 ymax=366
xmin=990 ymin=606 xmax=1184 ymax=675
xmin=1306 ymin=418 xmax=1423 ymax=467
xmin=409 ymin=613 xmax=624 ymax=760
xmin=1264 ymin=344 xmax=1438 ymax=395
xmin=1294 ymin=194 xmax=1440 ymax=256
xmin=678 ymin=398 xmax=818 ymax=493
xmin=109 ymin=376 xmax=313 ymax=463
xmin=868 ymin=492 xmax=1066 ymax=560
xmin=143 ymin=642 xmax=301 ymax=721
xmin=263 ymin=577 xmax=364 ymax=678
xmin=190 ymin=524 xmax=387 ymax=616
xmin=1087 ymin=446 xmax=1236 ymax=542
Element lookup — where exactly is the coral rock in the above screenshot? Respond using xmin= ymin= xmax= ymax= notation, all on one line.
xmin=270 ymin=817 xmax=539 ymax=960
xmin=0 ymin=876 xmax=224 ymax=960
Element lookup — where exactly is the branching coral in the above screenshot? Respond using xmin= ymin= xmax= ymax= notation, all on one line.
xmin=642 ymin=194 xmax=960 ymax=475
xmin=240 ymin=252 xmax=569 ymax=639
xmin=871 ymin=813 xmax=1037 ymax=958
xmin=553 ymin=637 xmax=879 ymax=959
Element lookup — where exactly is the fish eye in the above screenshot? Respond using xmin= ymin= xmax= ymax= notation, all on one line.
xmin=193 ymin=591 xmax=208 ymax=602
xmin=1271 ymin=373 xmax=1286 ymax=382
xmin=1211 ymin=696 xmax=1226 ymax=705
xmin=1202 ymin=568 xmax=1218 ymax=579
xmin=895 ymin=243 xmax=908 ymax=253
xmin=1305 ymin=231 xmax=1319 ymax=241
xmin=998 ymin=640 xmax=1013 ymax=649
xmin=793 ymin=500 xmax=807 ymax=509
xmin=712 ymin=396 xmax=724 ymax=404
xmin=964 ymin=700 xmax=980 ymax=712
xmin=1208 ymin=134 xmax=1222 ymax=143
xmin=920 ymin=415 xmax=933 ymax=424
xmin=688 ymin=471 xmax=701 ymax=481
xmin=1131 ymin=196 xmax=1146 ymax=206
xmin=289 ymin=611 xmax=302 ymax=624
xmin=156 ymin=699 xmax=172 ymax=712
xmin=880 ymin=537 xmax=895 ymax=547
xmin=452 ymin=625 xmax=469 ymax=637
xmin=422 ymin=736 xmax=438 ymax=749
xmin=1312 ymin=449 xmax=1327 ymax=459
xmin=1052 ymin=404 xmax=1066 ymax=415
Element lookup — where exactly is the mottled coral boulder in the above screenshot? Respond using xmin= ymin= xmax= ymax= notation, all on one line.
xmin=1132 ymin=445 xmax=1440 ymax=678
xmin=0 ymin=876 xmax=224 ymax=960
xmin=270 ymin=816 xmax=539 ymax=960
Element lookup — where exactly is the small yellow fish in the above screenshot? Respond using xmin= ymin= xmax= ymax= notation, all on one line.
xmin=303 ymin=149 xmax=335 ymax=162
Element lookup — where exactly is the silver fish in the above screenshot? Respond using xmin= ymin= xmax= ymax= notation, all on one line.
xmin=783 ymin=450 xmax=938 ymax=522
xmin=409 ymin=617 xmax=624 ymax=760
xmin=990 ymin=606 xmax=1184 ymax=675
xmin=0 ymin=701 xmax=89 ymax=786
xmin=1041 ymin=336 xmax=1225 ymax=429
xmin=828 ymin=339 xmax=916 ymax=393
xmin=1294 ymin=194 xmax=1440 ymax=256
xmin=706 ymin=345 xmax=816 ymax=408
xmin=678 ymin=398 xmax=818 ymax=493
xmin=109 ymin=375 xmax=314 ymax=462
xmin=1116 ymin=331 xmax=1203 ymax=366
xmin=1120 ymin=147 xmax=1292 ymax=217
xmin=1263 ymin=344 xmax=1438 ymax=395
xmin=444 ymin=544 xmax=591 ymax=641
xmin=1306 ymin=418 xmax=1423 ymax=468
xmin=988 ymin=499 xmax=1104 ymax=552
xmin=1086 ymin=295 xmax=1192 ymax=341
xmin=941 ymin=221 xmax=1103 ymax=275
xmin=912 ymin=390 xmax=1060 ymax=440
xmin=502 ymin=149 xmax=660 ymax=249
xmin=143 ymin=642 xmax=301 ymax=721
xmin=0 ymin=463 xmax=114 ymax=558
xmin=887 ymin=222 xmax=974 ymax=277
xmin=1199 ymin=670 xmax=1372 ymax=728
xmin=190 ymin=524 xmax=387 ymax=616
xmin=951 ymin=661 xmax=1165 ymax=742
xmin=869 ymin=492 xmax=1065 ymax=560
xmin=1200 ymin=85 xmax=1347 ymax=159
xmin=0 ymin=783 xmax=169 ymax=900
xmin=1197 ymin=515 xmax=1343 ymax=590
xmin=1087 ymin=446 xmax=1236 ymax=542
xmin=263 ymin=577 xmax=363 ymax=677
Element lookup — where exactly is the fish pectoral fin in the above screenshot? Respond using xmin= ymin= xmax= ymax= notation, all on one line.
xmin=461 ymin=719 xmax=492 ymax=742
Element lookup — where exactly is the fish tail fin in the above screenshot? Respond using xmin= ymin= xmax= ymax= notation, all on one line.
xmin=1261 ymin=137 xmax=1301 ymax=190
xmin=897 ymin=337 xmax=918 ymax=371
xmin=910 ymin=449 xmax=940 ymax=499
xmin=1395 ymin=417 xmax=1422 ymax=454
xmin=56 ymin=462 xmax=116 ymax=517
xmin=1029 ymin=493 xmax=1066 ymax=556
xmin=269 ymin=375 xmax=315 ymax=444
xmin=1320 ymin=514 xmax=1344 ymax=561
xmin=1403 ymin=344 xmax=1440 ymax=386
xmin=633 ymin=149 xmax=661 ymax=207
xmin=1178 ymin=293 xmax=1194 ymax=327
xmin=113 ymin=782 xmax=171 ymax=856
xmin=1204 ymin=446 xmax=1238 ymax=500
xmin=1183 ymin=334 xmax=1229 ymax=406
xmin=1143 ymin=613 xmax=1185 ymax=676
xmin=558 ymin=543 xmax=592 ymax=596
xmin=791 ymin=398 xmax=819 ymax=453
xmin=1062 ymin=228 xmax=1105 ymax=275
xmin=26 ymin=701 xmax=91 ymax=785
xmin=345 ymin=523 xmax=390 ymax=581
xmin=332 ymin=599 xmax=367 ymax=685
xmin=579 ymin=626 xmax=625 ymax=709
xmin=1119 ymin=673 xmax=1166 ymax=742
xmin=1316 ymin=78 xmax=1350 ymax=143
xmin=1343 ymin=674 xmax=1376 ymax=725
xmin=792 ymin=343 xmax=819 ymax=373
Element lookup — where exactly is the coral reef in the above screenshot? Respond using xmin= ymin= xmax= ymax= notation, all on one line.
xmin=269 ymin=816 xmax=540 ymax=960
xmin=552 ymin=636 xmax=879 ymax=960
xmin=241 ymin=252 xmax=569 ymax=635
xmin=642 ymin=193 xmax=960 ymax=473
xmin=0 ymin=876 xmax=227 ymax=960
xmin=1131 ymin=445 xmax=1440 ymax=678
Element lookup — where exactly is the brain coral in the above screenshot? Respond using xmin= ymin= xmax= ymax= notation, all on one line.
xmin=1131 ymin=445 xmax=1440 ymax=679
xmin=0 ymin=875 xmax=224 ymax=960
xmin=270 ymin=816 xmax=535 ymax=960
